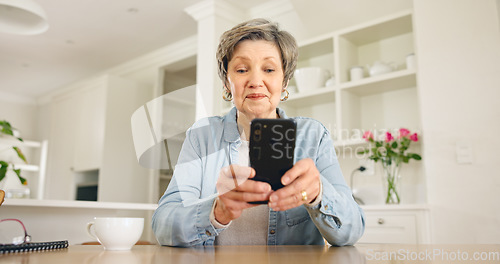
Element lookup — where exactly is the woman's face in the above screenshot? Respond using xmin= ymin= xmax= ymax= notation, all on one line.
xmin=226 ymin=40 xmax=285 ymax=120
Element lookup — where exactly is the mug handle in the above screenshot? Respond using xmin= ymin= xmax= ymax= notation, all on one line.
xmin=86 ymin=222 xmax=98 ymax=240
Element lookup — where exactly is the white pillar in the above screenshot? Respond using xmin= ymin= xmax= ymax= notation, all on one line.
xmin=185 ymin=0 xmax=247 ymax=120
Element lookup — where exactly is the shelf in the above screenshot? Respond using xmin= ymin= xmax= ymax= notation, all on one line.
xmin=0 ymin=138 xmax=42 ymax=148
xmin=11 ymin=164 xmax=39 ymax=172
xmin=297 ymin=34 xmax=334 ymax=60
xmin=3 ymin=198 xmax=158 ymax=211
xmin=159 ymin=174 xmax=172 ymax=180
xmin=334 ymin=139 xmax=367 ymax=148
xmin=360 ymin=203 xmax=429 ymax=212
xmin=284 ymin=86 xmax=336 ymax=108
xmin=338 ymin=11 xmax=413 ymax=45
xmin=161 ymin=84 xmax=196 ymax=106
xmin=339 ymin=69 xmax=416 ymax=96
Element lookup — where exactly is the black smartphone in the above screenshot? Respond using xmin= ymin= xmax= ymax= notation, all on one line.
xmin=249 ymin=119 xmax=296 ymax=203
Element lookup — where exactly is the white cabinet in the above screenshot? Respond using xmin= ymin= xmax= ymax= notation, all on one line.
xmin=358 ymin=205 xmax=431 ymax=244
xmin=46 ymin=75 xmax=154 ymax=202
xmin=73 ymin=82 xmax=107 ymax=171
xmin=46 ymin=92 xmax=81 ymax=200
xmin=47 ymin=77 xmax=108 ymax=200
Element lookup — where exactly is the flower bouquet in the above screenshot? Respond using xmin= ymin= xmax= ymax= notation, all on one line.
xmin=358 ymin=128 xmax=421 ymax=204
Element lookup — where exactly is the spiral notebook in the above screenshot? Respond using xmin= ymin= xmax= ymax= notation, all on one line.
xmin=0 ymin=240 xmax=68 ymax=254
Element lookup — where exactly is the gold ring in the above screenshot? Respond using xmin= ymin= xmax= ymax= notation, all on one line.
xmin=301 ymin=190 xmax=307 ymax=202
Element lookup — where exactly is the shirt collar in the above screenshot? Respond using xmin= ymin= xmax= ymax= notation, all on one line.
xmin=222 ymin=107 xmax=288 ymax=143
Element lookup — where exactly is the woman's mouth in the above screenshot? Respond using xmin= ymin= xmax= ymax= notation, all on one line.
xmin=246 ymin=93 xmax=267 ymax=100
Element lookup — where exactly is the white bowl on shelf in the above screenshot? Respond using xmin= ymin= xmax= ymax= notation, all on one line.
xmin=293 ymin=67 xmax=330 ymax=92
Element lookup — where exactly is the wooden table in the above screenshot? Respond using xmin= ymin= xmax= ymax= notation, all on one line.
xmin=1 ymin=244 xmax=499 ymax=263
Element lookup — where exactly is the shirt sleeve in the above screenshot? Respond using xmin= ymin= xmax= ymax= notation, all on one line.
xmin=303 ymin=127 xmax=365 ymax=246
xmin=151 ymin=126 xmax=225 ymax=247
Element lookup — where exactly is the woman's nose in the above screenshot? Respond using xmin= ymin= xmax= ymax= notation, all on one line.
xmin=247 ymin=71 xmax=264 ymax=88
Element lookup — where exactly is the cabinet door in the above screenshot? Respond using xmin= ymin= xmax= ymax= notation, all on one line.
xmin=98 ymin=75 xmax=153 ymax=203
xmin=46 ymin=94 xmax=80 ymax=200
xmin=73 ymin=84 xmax=106 ymax=171
xmin=358 ymin=212 xmax=417 ymax=244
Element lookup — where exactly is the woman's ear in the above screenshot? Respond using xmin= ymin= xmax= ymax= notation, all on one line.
xmin=282 ymin=80 xmax=289 ymax=90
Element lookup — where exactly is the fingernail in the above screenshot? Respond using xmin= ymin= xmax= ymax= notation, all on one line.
xmin=270 ymin=194 xmax=277 ymax=202
xmin=282 ymin=176 xmax=289 ymax=185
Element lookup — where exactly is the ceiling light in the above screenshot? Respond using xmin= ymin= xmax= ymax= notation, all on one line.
xmin=0 ymin=0 xmax=49 ymax=35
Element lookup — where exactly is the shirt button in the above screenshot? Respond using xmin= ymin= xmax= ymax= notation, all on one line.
xmin=324 ymin=205 xmax=329 ymax=210
xmin=270 ymin=229 xmax=275 ymax=234
xmin=205 ymin=230 xmax=212 ymax=236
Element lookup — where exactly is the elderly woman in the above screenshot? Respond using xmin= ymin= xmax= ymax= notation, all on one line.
xmin=152 ymin=18 xmax=364 ymax=247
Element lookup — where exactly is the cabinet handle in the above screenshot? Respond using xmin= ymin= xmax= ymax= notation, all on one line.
xmin=377 ymin=218 xmax=385 ymax=225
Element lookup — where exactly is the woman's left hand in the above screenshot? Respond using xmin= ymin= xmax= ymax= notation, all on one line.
xmin=268 ymin=158 xmax=321 ymax=211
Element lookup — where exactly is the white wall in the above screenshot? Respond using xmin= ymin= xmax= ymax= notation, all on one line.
xmin=0 ymin=93 xmax=37 ymax=140
xmin=413 ymin=0 xmax=500 ymax=243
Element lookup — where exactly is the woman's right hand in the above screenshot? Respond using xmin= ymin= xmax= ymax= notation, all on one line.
xmin=214 ymin=165 xmax=272 ymax=225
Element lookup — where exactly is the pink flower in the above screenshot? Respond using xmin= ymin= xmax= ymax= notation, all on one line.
xmin=410 ymin=133 xmax=418 ymax=142
xmin=399 ymin=128 xmax=410 ymax=138
xmin=385 ymin=132 xmax=394 ymax=142
xmin=362 ymin=131 xmax=373 ymax=141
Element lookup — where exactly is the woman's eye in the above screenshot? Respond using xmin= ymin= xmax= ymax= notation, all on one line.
xmin=265 ymin=69 xmax=275 ymax=73
xmin=236 ymin=69 xmax=247 ymax=73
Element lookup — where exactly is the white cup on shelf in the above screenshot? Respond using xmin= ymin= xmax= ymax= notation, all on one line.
xmin=349 ymin=66 xmax=364 ymax=81
xmin=406 ymin=53 xmax=416 ymax=70
xmin=86 ymin=217 xmax=144 ymax=250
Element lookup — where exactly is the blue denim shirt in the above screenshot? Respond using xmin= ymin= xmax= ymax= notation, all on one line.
xmin=152 ymin=107 xmax=365 ymax=247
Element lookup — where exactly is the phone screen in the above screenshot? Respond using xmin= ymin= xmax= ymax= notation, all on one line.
xmin=249 ymin=119 xmax=296 ymax=196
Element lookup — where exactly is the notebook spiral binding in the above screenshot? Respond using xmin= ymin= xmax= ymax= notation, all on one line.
xmin=0 ymin=240 xmax=68 ymax=254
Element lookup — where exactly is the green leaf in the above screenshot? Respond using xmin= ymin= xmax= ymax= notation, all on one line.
xmin=0 ymin=120 xmax=14 ymax=136
xmin=391 ymin=141 xmax=398 ymax=149
xmin=410 ymin=153 xmax=422 ymax=160
xmin=0 ymin=161 xmax=8 ymax=182
xmin=18 ymin=176 xmax=27 ymax=185
xmin=13 ymin=146 xmax=28 ymax=163
xmin=13 ymin=168 xmax=27 ymax=185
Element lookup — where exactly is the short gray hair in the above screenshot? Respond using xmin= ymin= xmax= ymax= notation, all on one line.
xmin=216 ymin=18 xmax=298 ymax=89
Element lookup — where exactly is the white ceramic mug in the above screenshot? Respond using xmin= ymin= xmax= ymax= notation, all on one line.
xmin=86 ymin=217 xmax=144 ymax=250
xmin=350 ymin=66 xmax=364 ymax=81
xmin=406 ymin=53 xmax=416 ymax=70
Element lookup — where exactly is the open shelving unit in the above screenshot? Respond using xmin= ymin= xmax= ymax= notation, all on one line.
xmin=0 ymin=138 xmax=48 ymax=199
xmin=279 ymin=10 xmax=418 ymax=147
xmin=277 ymin=10 xmax=425 ymax=206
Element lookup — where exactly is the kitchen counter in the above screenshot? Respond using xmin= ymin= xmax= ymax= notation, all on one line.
xmin=1 ymin=244 xmax=499 ymax=263
xmin=3 ymin=198 xmax=157 ymax=210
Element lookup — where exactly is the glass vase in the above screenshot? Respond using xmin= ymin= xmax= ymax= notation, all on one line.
xmin=381 ymin=159 xmax=401 ymax=204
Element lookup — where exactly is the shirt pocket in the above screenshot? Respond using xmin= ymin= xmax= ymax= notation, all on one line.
xmin=285 ymin=206 xmax=310 ymax=226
